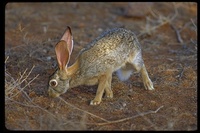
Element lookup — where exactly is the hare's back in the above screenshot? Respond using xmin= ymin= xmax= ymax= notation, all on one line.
xmin=79 ymin=28 xmax=141 ymax=76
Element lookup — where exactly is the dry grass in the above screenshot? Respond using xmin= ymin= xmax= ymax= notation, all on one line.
xmin=5 ymin=57 xmax=87 ymax=130
xmin=138 ymin=2 xmax=178 ymax=38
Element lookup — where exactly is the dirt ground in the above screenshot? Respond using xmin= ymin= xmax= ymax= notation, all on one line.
xmin=5 ymin=2 xmax=197 ymax=130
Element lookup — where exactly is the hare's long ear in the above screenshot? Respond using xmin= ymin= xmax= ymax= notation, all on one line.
xmin=60 ymin=26 xmax=73 ymax=54
xmin=55 ymin=41 xmax=70 ymax=71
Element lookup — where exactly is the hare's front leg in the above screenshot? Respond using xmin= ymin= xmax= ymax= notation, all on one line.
xmin=90 ymin=74 xmax=110 ymax=105
xmin=104 ymin=73 xmax=113 ymax=98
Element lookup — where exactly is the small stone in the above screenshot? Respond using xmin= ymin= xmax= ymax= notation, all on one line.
xmin=122 ymin=102 xmax=126 ymax=107
xmin=43 ymin=26 xmax=47 ymax=33
xmin=98 ymin=28 xmax=103 ymax=32
xmin=50 ymin=102 xmax=54 ymax=108
xmin=43 ymin=49 xmax=47 ymax=53
xmin=46 ymin=56 xmax=51 ymax=61
xmin=150 ymin=100 xmax=156 ymax=104
xmin=129 ymin=88 xmax=133 ymax=92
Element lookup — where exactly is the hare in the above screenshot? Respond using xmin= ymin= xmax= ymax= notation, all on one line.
xmin=48 ymin=26 xmax=154 ymax=105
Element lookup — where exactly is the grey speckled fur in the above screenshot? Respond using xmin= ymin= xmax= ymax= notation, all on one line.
xmin=77 ymin=28 xmax=141 ymax=77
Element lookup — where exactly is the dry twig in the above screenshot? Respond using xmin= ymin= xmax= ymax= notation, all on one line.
xmin=5 ymin=56 xmax=9 ymax=64
xmin=59 ymin=97 xmax=164 ymax=126
xmin=5 ymin=60 xmax=56 ymax=119
xmin=6 ymin=66 xmax=39 ymax=99
xmin=138 ymin=3 xmax=178 ymax=38
xmin=191 ymin=18 xmax=197 ymax=32
xmin=92 ymin=105 xmax=164 ymax=126
xmin=136 ymin=107 xmax=159 ymax=130
xmin=170 ymin=24 xmax=183 ymax=44
xmin=176 ymin=66 xmax=184 ymax=82
xmin=59 ymin=97 xmax=110 ymax=123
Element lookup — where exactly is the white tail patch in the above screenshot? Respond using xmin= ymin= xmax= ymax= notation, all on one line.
xmin=116 ymin=69 xmax=133 ymax=81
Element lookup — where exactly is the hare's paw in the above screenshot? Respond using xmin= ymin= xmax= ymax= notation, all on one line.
xmin=144 ymin=79 xmax=154 ymax=90
xmin=105 ymin=91 xmax=113 ymax=98
xmin=105 ymin=87 xmax=113 ymax=98
xmin=90 ymin=99 xmax=101 ymax=105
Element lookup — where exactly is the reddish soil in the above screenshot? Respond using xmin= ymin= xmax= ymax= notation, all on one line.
xmin=5 ymin=2 xmax=197 ymax=130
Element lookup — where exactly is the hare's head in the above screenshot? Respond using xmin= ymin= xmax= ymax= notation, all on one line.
xmin=48 ymin=26 xmax=74 ymax=98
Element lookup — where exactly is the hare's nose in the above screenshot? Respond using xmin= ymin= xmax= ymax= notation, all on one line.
xmin=48 ymin=89 xmax=60 ymax=98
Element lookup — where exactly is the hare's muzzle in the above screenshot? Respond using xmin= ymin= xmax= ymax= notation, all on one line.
xmin=48 ymin=89 xmax=60 ymax=98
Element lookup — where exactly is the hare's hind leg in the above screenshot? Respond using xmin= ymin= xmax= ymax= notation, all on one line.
xmin=130 ymin=52 xmax=154 ymax=90
xmin=139 ymin=64 xmax=154 ymax=90
xmin=90 ymin=73 xmax=112 ymax=105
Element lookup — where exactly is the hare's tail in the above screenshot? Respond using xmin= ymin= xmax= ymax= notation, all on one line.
xmin=116 ymin=67 xmax=133 ymax=81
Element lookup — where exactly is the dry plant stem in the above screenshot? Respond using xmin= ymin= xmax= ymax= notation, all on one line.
xmin=170 ymin=24 xmax=183 ymax=44
xmin=5 ymin=66 xmax=36 ymax=97
xmin=179 ymin=68 xmax=184 ymax=81
xmin=92 ymin=105 xmax=164 ymax=126
xmin=21 ymin=89 xmax=57 ymax=119
xmin=5 ymin=56 xmax=9 ymax=63
xmin=190 ymin=39 xmax=196 ymax=45
xmin=190 ymin=18 xmax=197 ymax=32
xmin=137 ymin=19 xmax=170 ymax=38
xmin=6 ymin=96 xmax=39 ymax=108
xmin=176 ymin=67 xmax=184 ymax=82
xmin=137 ymin=3 xmax=178 ymax=38
xmin=136 ymin=108 xmax=159 ymax=130
xmin=179 ymin=18 xmax=196 ymax=33
xmin=60 ymin=98 xmax=164 ymax=126
xmin=18 ymin=68 xmax=29 ymax=84
xmin=6 ymin=89 xmax=57 ymax=119
xmin=8 ymin=73 xmax=39 ymax=99
xmin=5 ymin=59 xmax=56 ymax=118
xmin=190 ymin=18 xmax=197 ymax=48
xmin=59 ymin=97 xmax=110 ymax=123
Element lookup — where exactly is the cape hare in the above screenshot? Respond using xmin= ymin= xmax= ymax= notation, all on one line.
xmin=48 ymin=26 xmax=154 ymax=105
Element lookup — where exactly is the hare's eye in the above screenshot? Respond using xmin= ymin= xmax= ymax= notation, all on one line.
xmin=49 ymin=79 xmax=58 ymax=87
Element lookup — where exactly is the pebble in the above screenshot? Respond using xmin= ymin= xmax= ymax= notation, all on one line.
xmin=43 ymin=49 xmax=47 ymax=53
xmin=98 ymin=28 xmax=103 ymax=32
xmin=122 ymin=102 xmax=127 ymax=107
xmin=46 ymin=56 xmax=51 ymax=61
